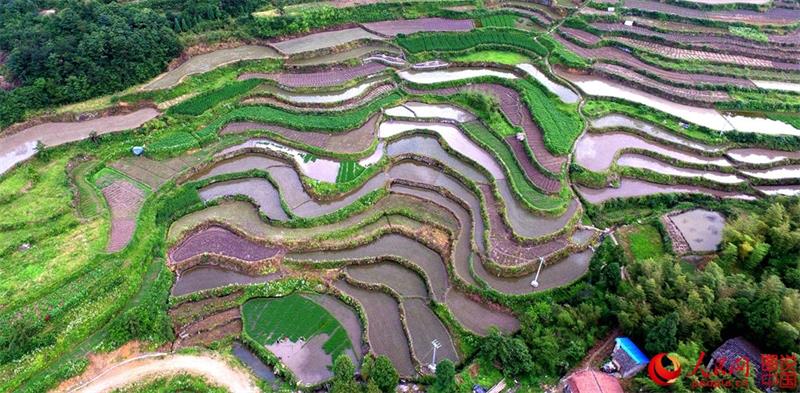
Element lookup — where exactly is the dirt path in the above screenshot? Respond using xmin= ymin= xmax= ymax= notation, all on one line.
xmin=63 ymin=353 xmax=259 ymax=393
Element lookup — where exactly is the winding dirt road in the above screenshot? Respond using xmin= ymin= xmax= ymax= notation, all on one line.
xmin=63 ymin=353 xmax=259 ymax=393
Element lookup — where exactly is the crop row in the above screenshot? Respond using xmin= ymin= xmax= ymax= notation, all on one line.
xmin=169 ymin=79 xmax=262 ymax=116
xmin=396 ymin=28 xmax=548 ymax=57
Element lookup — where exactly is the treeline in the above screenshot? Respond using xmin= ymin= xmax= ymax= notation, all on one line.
xmin=0 ymin=0 xmax=181 ymax=128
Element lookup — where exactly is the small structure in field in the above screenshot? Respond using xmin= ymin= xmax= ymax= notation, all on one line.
xmin=663 ymin=209 xmax=725 ymax=255
xmin=610 ymin=337 xmax=649 ymax=378
xmin=708 ymin=337 xmax=765 ymax=391
xmin=565 ymin=370 xmax=624 ymax=393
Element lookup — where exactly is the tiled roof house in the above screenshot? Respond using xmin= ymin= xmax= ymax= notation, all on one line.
xmin=565 ymin=370 xmax=624 ymax=393
xmin=708 ymin=337 xmax=765 ymax=391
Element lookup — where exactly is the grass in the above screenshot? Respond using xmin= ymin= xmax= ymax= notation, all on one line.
xmin=70 ymin=161 xmax=103 ymax=218
xmin=461 ymin=122 xmax=567 ymax=212
xmin=452 ymin=50 xmax=529 ymax=65
xmin=336 ymin=161 xmax=366 ymax=183
xmin=111 ymin=373 xmax=229 ymax=393
xmin=728 ymin=26 xmax=768 ymax=43
xmin=623 ymin=224 xmax=665 ymax=261
xmin=241 ymin=295 xmax=353 ymax=359
xmin=515 ymin=79 xmax=583 ymax=156
xmin=0 ymin=158 xmax=74 ymax=228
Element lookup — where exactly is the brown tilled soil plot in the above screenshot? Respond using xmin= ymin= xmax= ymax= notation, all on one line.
xmin=168 ymin=225 xmax=284 ymax=265
xmin=102 ymin=180 xmax=145 ymax=252
xmin=444 ymin=289 xmax=519 ymax=336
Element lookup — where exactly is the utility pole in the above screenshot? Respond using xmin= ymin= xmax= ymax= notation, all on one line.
xmin=530 ymin=256 xmax=545 ymax=288
xmin=428 ymin=340 xmax=442 ymax=373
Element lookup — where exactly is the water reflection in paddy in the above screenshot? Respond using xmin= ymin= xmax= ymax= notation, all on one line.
xmin=397 ymin=68 xmax=517 ymax=84
xmin=516 ymin=64 xmax=579 ymax=103
xmin=385 ymin=102 xmax=475 ymax=122
xmin=617 ymin=154 xmax=744 ymax=184
xmin=589 ymin=114 xmax=722 ymax=153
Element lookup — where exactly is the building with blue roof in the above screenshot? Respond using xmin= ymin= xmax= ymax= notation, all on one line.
xmin=611 ymin=337 xmax=649 ymax=378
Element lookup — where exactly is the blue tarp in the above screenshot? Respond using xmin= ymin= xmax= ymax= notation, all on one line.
xmin=616 ymin=337 xmax=649 ymax=365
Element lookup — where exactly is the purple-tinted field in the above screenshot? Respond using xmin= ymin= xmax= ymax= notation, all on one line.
xmin=239 ymin=62 xmax=387 ymax=88
xmin=102 ymin=180 xmax=145 ymax=252
xmin=169 ymin=225 xmax=283 ymax=264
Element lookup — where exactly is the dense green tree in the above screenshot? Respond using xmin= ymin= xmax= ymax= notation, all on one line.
xmin=429 ymin=360 xmax=457 ymax=393
xmin=480 ymin=328 xmax=533 ymax=377
xmin=331 ymin=355 xmax=360 ymax=393
xmin=368 ymin=355 xmax=398 ymax=393
xmin=645 ymin=312 xmax=679 ymax=354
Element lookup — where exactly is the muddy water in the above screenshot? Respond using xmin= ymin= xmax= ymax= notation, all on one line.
xmin=565 ymin=74 xmax=733 ymax=131
xmin=384 ymin=102 xmax=476 ymax=122
xmin=742 ymin=165 xmax=800 ymax=180
xmin=571 ymin=228 xmax=597 ymax=246
xmin=0 ymin=108 xmax=159 ymax=175
xmin=397 ymin=68 xmax=517 ymax=84
xmin=232 ymin=341 xmax=278 ymax=383
xmin=751 ymin=80 xmax=800 ymax=93
xmin=333 ymin=280 xmax=416 ymax=377
xmin=257 ymin=78 xmax=383 ymax=104
xmin=289 ymin=234 xmax=449 ymax=301
xmin=387 ymin=137 xmax=578 ymax=239
xmin=472 ymin=249 xmax=593 ymax=295
xmin=589 ymin=114 xmax=722 ymax=153
xmin=265 ymin=334 xmax=334 ymax=385
xmin=199 ymin=178 xmax=289 ymax=221
xmin=347 ymin=262 xmax=429 ymax=298
xmin=402 ymin=298 xmax=460 ymax=364
xmin=617 ymin=154 xmax=744 ymax=184
xmin=723 ymin=114 xmax=800 ymax=136
xmin=577 ymin=178 xmax=749 ymax=204
xmin=171 ymin=265 xmax=281 ymax=296
xmin=727 ymin=148 xmax=800 ymax=165
xmin=574 ymin=132 xmax=731 ymax=172
xmin=669 ymin=209 xmax=724 ymax=253
xmin=444 ymin=288 xmax=520 ymax=335
xmin=516 ymin=64 xmax=579 ymax=103
xmin=757 ymin=185 xmax=800 ymax=196
xmin=380 ymin=121 xmax=505 ymax=179
xmin=286 ymin=43 xmax=402 ymax=67
xmin=191 ymin=151 xmax=389 ymax=218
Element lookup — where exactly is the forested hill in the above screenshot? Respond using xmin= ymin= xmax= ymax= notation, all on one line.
xmin=0 ymin=0 xmax=267 ymax=129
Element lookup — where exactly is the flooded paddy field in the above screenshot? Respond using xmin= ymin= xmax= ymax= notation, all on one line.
xmin=172 ymin=265 xmax=281 ymax=296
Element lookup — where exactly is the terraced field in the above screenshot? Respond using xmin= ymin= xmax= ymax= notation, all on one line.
xmin=5 ymin=2 xmax=800 ymax=392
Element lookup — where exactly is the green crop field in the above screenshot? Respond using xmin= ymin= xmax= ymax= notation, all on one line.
xmin=336 ymin=161 xmax=366 ymax=183
xmin=479 ymin=14 xmax=519 ymax=29
xmin=515 ymin=79 xmax=583 ymax=156
xmin=169 ymin=79 xmax=261 ymax=116
xmin=396 ymin=29 xmax=547 ymax=57
xmin=242 ymin=295 xmax=353 ymax=358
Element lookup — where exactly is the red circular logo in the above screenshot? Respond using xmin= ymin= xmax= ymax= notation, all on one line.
xmin=648 ymin=353 xmax=682 ymax=386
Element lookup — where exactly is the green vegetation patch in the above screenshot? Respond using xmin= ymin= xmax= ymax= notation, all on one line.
xmin=538 ymin=35 xmax=590 ymax=69
xmin=169 ymin=79 xmax=262 ymax=116
xmin=396 ymin=28 xmax=547 ymax=57
xmin=110 ymin=373 xmax=228 ymax=393
xmin=147 ymin=131 xmax=201 ymax=157
xmin=728 ymin=26 xmax=768 ymax=43
xmin=516 ymin=79 xmax=583 ymax=155
xmin=336 ymin=161 xmax=366 ymax=183
xmin=622 ymin=224 xmax=665 ymax=261
xmin=452 ymin=50 xmax=529 ymax=65
xmin=209 ymin=92 xmax=402 ymax=134
xmin=479 ymin=14 xmax=519 ymax=28
xmin=242 ymin=295 xmax=353 ymax=358
xmin=461 ymin=122 xmax=566 ymax=211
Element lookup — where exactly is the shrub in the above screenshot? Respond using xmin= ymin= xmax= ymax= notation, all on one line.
xmin=367 ymin=355 xmax=398 ymax=393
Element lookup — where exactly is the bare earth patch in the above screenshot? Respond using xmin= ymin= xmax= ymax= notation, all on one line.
xmin=101 ymin=180 xmax=145 ymax=252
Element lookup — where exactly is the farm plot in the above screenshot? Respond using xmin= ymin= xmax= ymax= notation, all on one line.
xmin=444 ymin=289 xmax=520 ymax=335
xmin=242 ymin=83 xmax=396 ymax=114
xmin=402 ymin=298 xmax=460 ymax=364
xmin=240 ymin=62 xmax=387 ymax=88
xmin=396 ymin=29 xmax=548 ymax=57
xmin=361 ymin=18 xmax=474 ymax=37
xmin=172 ymin=265 xmax=282 ymax=296
xmin=285 ymin=42 xmax=403 ymax=67
xmin=592 ymin=63 xmax=731 ymax=104
xmin=199 ymin=178 xmax=289 ymax=221
xmin=220 ymin=115 xmax=379 ymax=154
xmin=168 ymin=225 xmax=284 ymax=265
xmin=347 ymin=262 xmax=429 ymax=299
xmin=304 ymin=294 xmax=365 ymax=360
xmin=622 ymin=0 xmax=800 ymax=25
xmin=100 ymin=180 xmax=146 ymax=252
xmin=576 ymin=178 xmax=753 ymax=204
xmin=110 ymin=154 xmax=205 ymax=190
xmin=333 ymin=280 xmax=416 ymax=376
xmin=667 ymin=209 xmax=725 ymax=253
xmin=336 ymin=161 xmax=367 ymax=183
xmin=242 ymin=295 xmax=356 ymax=385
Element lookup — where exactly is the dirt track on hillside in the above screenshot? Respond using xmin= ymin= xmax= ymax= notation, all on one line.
xmin=62 ymin=353 xmax=259 ymax=393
